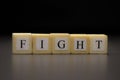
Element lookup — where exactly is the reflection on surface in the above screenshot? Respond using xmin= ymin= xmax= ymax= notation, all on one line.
xmin=1 ymin=36 xmax=120 ymax=80
xmin=12 ymin=55 xmax=108 ymax=80
xmin=0 ymin=36 xmax=120 ymax=80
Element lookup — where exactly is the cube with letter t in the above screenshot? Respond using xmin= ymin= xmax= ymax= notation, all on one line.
xmin=12 ymin=33 xmax=32 ymax=54
xmin=89 ymin=34 xmax=108 ymax=54
xmin=50 ymin=33 xmax=70 ymax=54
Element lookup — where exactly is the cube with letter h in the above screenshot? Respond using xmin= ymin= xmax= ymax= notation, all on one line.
xmin=50 ymin=33 xmax=70 ymax=54
xmin=12 ymin=33 xmax=32 ymax=54
xmin=89 ymin=34 xmax=108 ymax=54
xmin=70 ymin=34 xmax=89 ymax=54
xmin=32 ymin=34 xmax=51 ymax=54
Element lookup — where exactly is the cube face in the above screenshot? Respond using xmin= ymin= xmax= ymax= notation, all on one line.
xmin=70 ymin=34 xmax=89 ymax=54
xmin=51 ymin=33 xmax=70 ymax=54
xmin=32 ymin=34 xmax=51 ymax=54
xmin=55 ymin=38 xmax=68 ymax=50
xmin=36 ymin=38 xmax=49 ymax=50
xmin=16 ymin=37 xmax=29 ymax=50
xmin=12 ymin=33 xmax=32 ymax=54
xmin=89 ymin=34 xmax=108 ymax=54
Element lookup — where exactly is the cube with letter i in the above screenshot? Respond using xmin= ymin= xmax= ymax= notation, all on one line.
xmin=32 ymin=34 xmax=51 ymax=54
xmin=70 ymin=34 xmax=89 ymax=54
xmin=12 ymin=33 xmax=32 ymax=54
xmin=89 ymin=34 xmax=108 ymax=54
xmin=50 ymin=33 xmax=70 ymax=54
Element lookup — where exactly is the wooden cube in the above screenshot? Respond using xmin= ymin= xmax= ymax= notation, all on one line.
xmin=70 ymin=34 xmax=89 ymax=54
xmin=50 ymin=33 xmax=70 ymax=54
xmin=32 ymin=34 xmax=51 ymax=54
xmin=12 ymin=33 xmax=32 ymax=54
xmin=89 ymin=34 xmax=108 ymax=54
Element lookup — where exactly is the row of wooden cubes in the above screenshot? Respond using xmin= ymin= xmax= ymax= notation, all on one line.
xmin=12 ymin=33 xmax=108 ymax=54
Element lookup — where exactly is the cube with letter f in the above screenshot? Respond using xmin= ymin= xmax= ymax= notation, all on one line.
xmin=12 ymin=33 xmax=32 ymax=54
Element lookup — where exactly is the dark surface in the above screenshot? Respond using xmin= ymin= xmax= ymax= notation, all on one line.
xmin=0 ymin=35 xmax=120 ymax=80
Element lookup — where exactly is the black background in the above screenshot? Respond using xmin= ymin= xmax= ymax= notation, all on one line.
xmin=14 ymin=1 xmax=119 ymax=35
